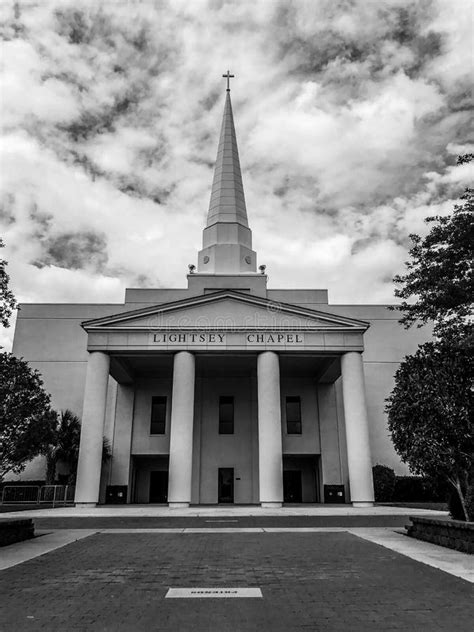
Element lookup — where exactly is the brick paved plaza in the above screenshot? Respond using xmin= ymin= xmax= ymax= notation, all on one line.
xmin=1 ymin=530 xmax=473 ymax=631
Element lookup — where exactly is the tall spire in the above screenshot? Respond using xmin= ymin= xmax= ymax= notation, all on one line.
xmin=206 ymin=90 xmax=249 ymax=229
xmin=197 ymin=76 xmax=257 ymax=274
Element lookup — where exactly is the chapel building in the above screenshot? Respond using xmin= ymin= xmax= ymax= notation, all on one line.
xmin=12 ymin=83 xmax=428 ymax=507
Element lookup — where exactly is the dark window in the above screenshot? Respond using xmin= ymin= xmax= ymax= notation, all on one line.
xmin=286 ymin=396 xmax=302 ymax=434
xmin=150 ymin=396 xmax=167 ymax=434
xmin=219 ymin=396 xmax=234 ymax=434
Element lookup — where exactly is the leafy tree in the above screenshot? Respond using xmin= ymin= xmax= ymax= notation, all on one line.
xmin=0 ymin=239 xmax=17 ymax=329
xmin=391 ymin=154 xmax=473 ymax=335
xmin=386 ymin=338 xmax=473 ymax=520
xmin=388 ymin=154 xmax=473 ymax=520
xmin=0 ymin=353 xmax=56 ymax=480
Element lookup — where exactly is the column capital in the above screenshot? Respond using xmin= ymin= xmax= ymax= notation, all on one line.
xmin=341 ymin=350 xmax=363 ymax=363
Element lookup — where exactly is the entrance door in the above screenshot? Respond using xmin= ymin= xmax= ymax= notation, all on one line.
xmin=218 ymin=468 xmax=234 ymax=503
xmin=283 ymin=470 xmax=303 ymax=503
xmin=149 ymin=471 xmax=168 ymax=503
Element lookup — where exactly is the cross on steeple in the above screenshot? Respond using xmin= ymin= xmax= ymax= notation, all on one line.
xmin=222 ymin=70 xmax=234 ymax=91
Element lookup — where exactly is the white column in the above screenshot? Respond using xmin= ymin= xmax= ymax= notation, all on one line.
xmin=257 ymin=351 xmax=283 ymax=507
xmin=110 ymin=384 xmax=135 ymax=496
xmin=168 ymin=351 xmax=195 ymax=508
xmin=75 ymin=351 xmax=110 ymax=507
xmin=341 ymin=351 xmax=375 ymax=507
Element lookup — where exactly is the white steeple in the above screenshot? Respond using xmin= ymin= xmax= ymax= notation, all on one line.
xmin=197 ymin=75 xmax=257 ymax=274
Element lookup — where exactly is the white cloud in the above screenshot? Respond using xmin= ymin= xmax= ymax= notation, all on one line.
xmin=1 ymin=38 xmax=78 ymax=122
xmin=0 ymin=0 xmax=472 ymax=351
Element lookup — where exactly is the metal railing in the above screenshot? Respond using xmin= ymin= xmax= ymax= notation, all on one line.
xmin=1 ymin=485 xmax=75 ymax=506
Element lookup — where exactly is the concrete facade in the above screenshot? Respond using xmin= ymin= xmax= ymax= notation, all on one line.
xmin=10 ymin=87 xmax=431 ymax=506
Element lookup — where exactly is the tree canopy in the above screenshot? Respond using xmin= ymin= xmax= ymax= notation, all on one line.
xmin=388 ymin=154 xmax=474 ymax=520
xmin=0 ymin=352 xmax=56 ymax=480
xmin=392 ymin=154 xmax=473 ymax=335
xmin=0 ymin=239 xmax=17 ymax=329
xmin=386 ymin=338 xmax=473 ymax=519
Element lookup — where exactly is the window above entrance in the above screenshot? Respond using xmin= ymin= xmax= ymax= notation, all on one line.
xmin=150 ymin=396 xmax=167 ymax=434
xmin=286 ymin=396 xmax=302 ymax=434
xmin=219 ymin=396 xmax=234 ymax=434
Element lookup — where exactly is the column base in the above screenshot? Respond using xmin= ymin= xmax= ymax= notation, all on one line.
xmin=168 ymin=502 xmax=190 ymax=509
xmin=260 ymin=502 xmax=282 ymax=508
xmin=75 ymin=502 xmax=97 ymax=508
xmin=352 ymin=501 xmax=374 ymax=508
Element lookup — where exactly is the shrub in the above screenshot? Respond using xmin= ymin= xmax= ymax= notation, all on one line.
xmin=420 ymin=476 xmax=449 ymax=502
xmin=394 ymin=476 xmax=424 ymax=501
xmin=393 ymin=475 xmax=448 ymax=502
xmin=372 ymin=464 xmax=396 ymax=502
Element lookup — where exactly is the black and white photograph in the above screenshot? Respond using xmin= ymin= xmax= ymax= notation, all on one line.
xmin=0 ymin=1 xmax=473 ymax=630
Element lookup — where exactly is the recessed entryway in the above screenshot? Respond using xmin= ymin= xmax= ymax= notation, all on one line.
xmin=283 ymin=455 xmax=320 ymax=503
xmin=132 ymin=455 xmax=169 ymax=503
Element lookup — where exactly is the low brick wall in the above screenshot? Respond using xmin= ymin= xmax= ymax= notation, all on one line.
xmin=406 ymin=516 xmax=473 ymax=554
xmin=0 ymin=518 xmax=35 ymax=547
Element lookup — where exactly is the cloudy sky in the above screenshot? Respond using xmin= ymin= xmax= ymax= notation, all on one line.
xmin=1 ymin=0 xmax=473 ymax=349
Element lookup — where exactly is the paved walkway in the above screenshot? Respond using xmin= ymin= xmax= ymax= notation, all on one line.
xmin=1 ymin=528 xmax=473 ymax=631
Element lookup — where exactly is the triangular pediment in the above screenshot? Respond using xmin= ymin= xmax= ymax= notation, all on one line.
xmin=82 ymin=291 xmax=369 ymax=332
